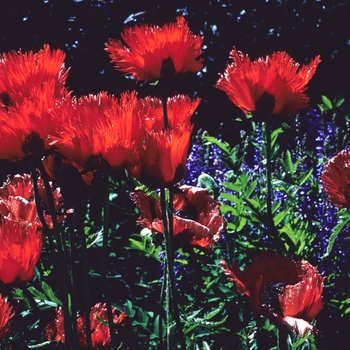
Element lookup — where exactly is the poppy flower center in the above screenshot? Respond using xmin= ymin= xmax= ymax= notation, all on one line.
xmin=21 ymin=131 xmax=45 ymax=155
xmin=0 ymin=92 xmax=11 ymax=108
xmin=160 ymin=57 xmax=176 ymax=79
xmin=261 ymin=281 xmax=286 ymax=314
xmin=255 ymin=91 xmax=276 ymax=115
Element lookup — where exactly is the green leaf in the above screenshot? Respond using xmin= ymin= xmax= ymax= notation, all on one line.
xmin=282 ymin=150 xmax=293 ymax=173
xmin=41 ymin=282 xmax=62 ymax=307
xmin=27 ymin=286 xmax=47 ymax=301
xmin=273 ymin=210 xmax=289 ymax=226
xmin=322 ymin=95 xmax=333 ymax=110
xmin=335 ymin=97 xmax=345 ymax=108
xmin=322 ymin=209 xmax=350 ymax=258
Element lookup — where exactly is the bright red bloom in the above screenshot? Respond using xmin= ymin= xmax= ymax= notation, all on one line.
xmin=45 ymin=303 xmax=127 ymax=349
xmin=105 ymin=16 xmax=203 ymax=81
xmin=49 ymin=91 xmax=144 ymax=170
xmin=216 ymin=48 xmax=321 ymax=117
xmin=320 ymin=149 xmax=350 ymax=208
xmin=130 ymin=185 xmax=224 ymax=252
xmin=129 ymin=95 xmax=200 ymax=188
xmin=0 ymin=44 xmax=68 ymax=106
xmin=0 ymin=215 xmax=43 ymax=284
xmin=0 ymin=45 xmax=70 ymax=161
xmin=221 ymin=251 xmax=324 ymax=336
xmin=0 ymin=295 xmax=14 ymax=339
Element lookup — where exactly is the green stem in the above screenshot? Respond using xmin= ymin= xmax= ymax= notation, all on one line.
xmin=265 ymin=119 xmax=280 ymax=253
xmin=160 ymin=188 xmax=173 ymax=350
xmin=159 ymin=266 xmax=166 ymax=346
xmin=76 ymin=203 xmax=92 ymax=350
xmin=277 ymin=328 xmax=289 ymax=350
xmin=37 ymin=161 xmax=77 ymax=348
xmin=265 ymin=119 xmax=273 ymax=231
xmin=100 ymin=171 xmax=116 ymax=349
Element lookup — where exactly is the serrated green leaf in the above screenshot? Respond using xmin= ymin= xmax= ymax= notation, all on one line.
xmin=41 ymin=282 xmax=62 ymax=307
xmin=322 ymin=209 xmax=350 ymax=258
xmin=27 ymin=286 xmax=47 ymax=301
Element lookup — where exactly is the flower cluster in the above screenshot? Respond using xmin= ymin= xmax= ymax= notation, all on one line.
xmin=45 ymin=303 xmax=127 ymax=348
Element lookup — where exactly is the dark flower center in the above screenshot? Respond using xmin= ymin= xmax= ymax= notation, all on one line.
xmin=21 ymin=131 xmax=45 ymax=155
xmin=160 ymin=57 xmax=176 ymax=79
xmin=0 ymin=92 xmax=11 ymax=109
xmin=261 ymin=281 xmax=286 ymax=315
xmin=255 ymin=92 xmax=276 ymax=115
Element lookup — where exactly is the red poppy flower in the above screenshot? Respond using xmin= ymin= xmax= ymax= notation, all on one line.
xmin=105 ymin=16 xmax=204 ymax=81
xmin=221 ymin=251 xmax=324 ymax=336
xmin=0 ymin=174 xmax=65 ymax=229
xmin=320 ymin=149 xmax=350 ymax=208
xmin=0 ymin=295 xmax=14 ymax=339
xmin=46 ymin=303 xmax=127 ymax=348
xmin=0 ymin=44 xmax=68 ymax=107
xmin=0 ymin=215 xmax=43 ymax=284
xmin=49 ymin=91 xmax=144 ymax=170
xmin=130 ymin=185 xmax=224 ymax=252
xmin=0 ymin=76 xmax=70 ymax=161
xmin=216 ymin=48 xmax=321 ymax=117
xmin=128 ymin=95 xmax=200 ymax=188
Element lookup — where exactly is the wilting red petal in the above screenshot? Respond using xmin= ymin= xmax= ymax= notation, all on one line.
xmin=131 ymin=185 xmax=224 ymax=252
xmin=278 ymin=261 xmax=324 ymax=321
xmin=221 ymin=251 xmax=324 ymax=336
xmin=105 ymin=16 xmax=203 ymax=81
xmin=321 ymin=149 xmax=350 ymax=208
xmin=0 ymin=295 xmax=14 ymax=340
xmin=216 ymin=48 xmax=321 ymax=117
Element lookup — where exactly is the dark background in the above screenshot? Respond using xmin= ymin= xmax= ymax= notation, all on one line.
xmin=1 ymin=0 xmax=349 ymax=139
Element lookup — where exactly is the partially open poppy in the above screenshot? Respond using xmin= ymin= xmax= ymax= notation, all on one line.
xmin=45 ymin=303 xmax=127 ymax=348
xmin=216 ymin=48 xmax=321 ymax=118
xmin=221 ymin=251 xmax=324 ymax=336
xmin=0 ymin=295 xmax=14 ymax=339
xmin=320 ymin=149 xmax=350 ymax=209
xmin=105 ymin=16 xmax=204 ymax=81
xmin=130 ymin=185 xmax=224 ymax=252
xmin=128 ymin=95 xmax=200 ymax=188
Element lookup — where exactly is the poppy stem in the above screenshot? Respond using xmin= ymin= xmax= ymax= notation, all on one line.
xmin=159 ymin=266 xmax=166 ymax=346
xmin=36 ymin=161 xmax=78 ymax=349
xmin=265 ymin=118 xmax=280 ymax=253
xmin=160 ymin=188 xmax=185 ymax=350
xmin=161 ymin=79 xmax=169 ymax=130
xmin=76 ymin=203 xmax=92 ymax=350
xmin=160 ymin=188 xmax=173 ymax=350
xmin=277 ymin=329 xmax=290 ymax=350
xmin=101 ymin=171 xmax=117 ymax=349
